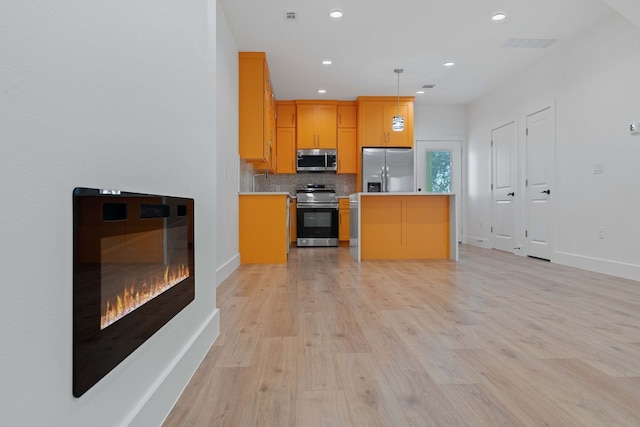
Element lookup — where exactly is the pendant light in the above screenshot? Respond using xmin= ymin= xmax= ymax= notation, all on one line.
xmin=392 ymin=68 xmax=404 ymax=132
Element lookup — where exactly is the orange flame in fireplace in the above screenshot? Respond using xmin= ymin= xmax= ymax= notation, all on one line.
xmin=101 ymin=264 xmax=190 ymax=329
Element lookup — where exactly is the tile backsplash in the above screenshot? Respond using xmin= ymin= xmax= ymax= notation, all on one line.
xmin=240 ymin=160 xmax=356 ymax=196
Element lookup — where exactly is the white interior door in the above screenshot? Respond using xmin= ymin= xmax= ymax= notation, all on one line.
xmin=415 ymin=140 xmax=462 ymax=242
xmin=491 ymin=121 xmax=517 ymax=252
xmin=526 ymin=107 xmax=554 ymax=260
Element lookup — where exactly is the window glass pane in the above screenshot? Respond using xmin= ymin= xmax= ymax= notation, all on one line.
xmin=425 ymin=151 xmax=451 ymax=193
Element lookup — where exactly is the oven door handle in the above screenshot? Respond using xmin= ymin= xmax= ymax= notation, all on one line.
xmin=297 ymin=203 xmax=339 ymax=209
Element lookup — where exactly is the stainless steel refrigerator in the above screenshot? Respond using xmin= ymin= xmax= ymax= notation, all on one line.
xmin=362 ymin=148 xmax=414 ymax=192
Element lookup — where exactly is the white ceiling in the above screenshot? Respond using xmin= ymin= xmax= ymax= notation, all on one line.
xmin=218 ymin=0 xmax=617 ymax=105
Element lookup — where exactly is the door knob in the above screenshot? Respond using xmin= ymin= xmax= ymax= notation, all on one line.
xmin=540 ymin=189 xmax=551 ymax=195
xmin=507 ymin=192 xmax=515 ymax=196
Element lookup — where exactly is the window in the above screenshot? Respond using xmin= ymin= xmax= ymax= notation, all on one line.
xmin=425 ymin=151 xmax=451 ymax=193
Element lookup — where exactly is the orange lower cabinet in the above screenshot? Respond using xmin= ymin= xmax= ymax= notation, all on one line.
xmin=239 ymin=194 xmax=289 ymax=264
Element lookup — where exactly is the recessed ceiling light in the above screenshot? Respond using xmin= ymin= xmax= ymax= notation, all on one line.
xmin=321 ymin=60 xmax=332 ymax=65
xmin=416 ymin=91 xmax=425 ymax=94
xmin=329 ymin=9 xmax=343 ymax=19
xmin=443 ymin=62 xmax=455 ymax=67
xmin=318 ymin=89 xmax=327 ymax=94
xmin=492 ymin=12 xmax=506 ymax=21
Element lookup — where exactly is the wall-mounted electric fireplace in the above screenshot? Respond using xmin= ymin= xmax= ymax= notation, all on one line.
xmin=73 ymin=188 xmax=194 ymax=397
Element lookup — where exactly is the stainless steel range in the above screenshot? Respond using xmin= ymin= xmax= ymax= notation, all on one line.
xmin=296 ymin=184 xmax=339 ymax=247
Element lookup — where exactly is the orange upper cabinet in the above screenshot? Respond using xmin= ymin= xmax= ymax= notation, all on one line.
xmin=357 ymin=96 xmax=414 ymax=148
xmin=239 ymin=52 xmax=276 ymax=167
xmin=295 ymin=100 xmax=338 ymax=149
xmin=276 ymin=128 xmax=296 ymax=174
xmin=275 ymin=101 xmax=296 ymax=174
xmin=337 ymin=101 xmax=357 ymax=174
xmin=337 ymin=103 xmax=357 ymax=128
xmin=337 ymin=128 xmax=357 ymax=174
xmin=276 ymin=101 xmax=296 ymax=128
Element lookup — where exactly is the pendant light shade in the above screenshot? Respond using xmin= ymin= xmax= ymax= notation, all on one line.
xmin=392 ymin=116 xmax=404 ymax=131
xmin=392 ymin=68 xmax=404 ymax=132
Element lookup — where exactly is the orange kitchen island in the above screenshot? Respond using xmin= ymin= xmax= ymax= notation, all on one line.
xmin=349 ymin=193 xmax=458 ymax=261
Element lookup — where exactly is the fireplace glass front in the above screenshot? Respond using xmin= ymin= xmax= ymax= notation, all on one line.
xmin=73 ymin=188 xmax=194 ymax=397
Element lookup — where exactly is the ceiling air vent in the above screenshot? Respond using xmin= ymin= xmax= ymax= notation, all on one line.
xmin=422 ymin=84 xmax=436 ymax=89
xmin=283 ymin=11 xmax=297 ymax=22
xmin=502 ymin=38 xmax=558 ymax=48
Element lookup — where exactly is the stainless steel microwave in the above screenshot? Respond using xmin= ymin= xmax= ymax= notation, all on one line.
xmin=296 ymin=149 xmax=337 ymax=173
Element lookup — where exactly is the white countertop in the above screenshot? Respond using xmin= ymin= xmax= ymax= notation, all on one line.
xmin=355 ymin=192 xmax=455 ymax=196
xmin=238 ymin=192 xmax=291 ymax=196
xmin=350 ymin=192 xmax=455 ymax=202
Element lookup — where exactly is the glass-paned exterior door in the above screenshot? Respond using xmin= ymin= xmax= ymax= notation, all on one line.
xmin=424 ymin=151 xmax=451 ymax=193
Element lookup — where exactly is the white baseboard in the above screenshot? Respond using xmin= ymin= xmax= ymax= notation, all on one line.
xmin=124 ymin=253 xmax=239 ymax=426
xmin=216 ymin=253 xmax=240 ymax=286
xmin=553 ymin=251 xmax=640 ymax=282
xmin=126 ymin=309 xmax=220 ymax=427
xmin=463 ymin=235 xmax=493 ymax=249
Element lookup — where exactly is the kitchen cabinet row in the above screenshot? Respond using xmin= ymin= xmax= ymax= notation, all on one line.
xmin=274 ymin=100 xmax=359 ymax=174
xmin=239 ymin=52 xmax=414 ymax=175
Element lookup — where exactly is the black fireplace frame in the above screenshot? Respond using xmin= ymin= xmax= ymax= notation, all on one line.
xmin=72 ymin=187 xmax=195 ymax=397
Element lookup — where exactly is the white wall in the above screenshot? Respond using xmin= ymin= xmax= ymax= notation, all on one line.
xmin=466 ymin=13 xmax=640 ymax=281
xmin=414 ymin=104 xmax=466 ymax=141
xmin=602 ymin=0 xmax=640 ymax=28
xmin=216 ymin=3 xmax=241 ymax=284
xmin=0 ymin=1 xmax=220 ymax=426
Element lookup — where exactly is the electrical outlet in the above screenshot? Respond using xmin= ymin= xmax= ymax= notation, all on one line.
xmin=275 ymin=184 xmax=281 ymax=191
xmin=593 ymin=162 xmax=604 ymax=175
xmin=598 ymin=226 xmax=605 ymax=239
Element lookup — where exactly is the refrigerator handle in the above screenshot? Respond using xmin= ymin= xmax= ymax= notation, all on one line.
xmin=381 ymin=166 xmax=386 ymax=192
xmin=385 ymin=166 xmax=390 ymax=192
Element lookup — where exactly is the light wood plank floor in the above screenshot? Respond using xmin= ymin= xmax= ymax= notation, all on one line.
xmin=163 ymin=244 xmax=640 ymax=426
